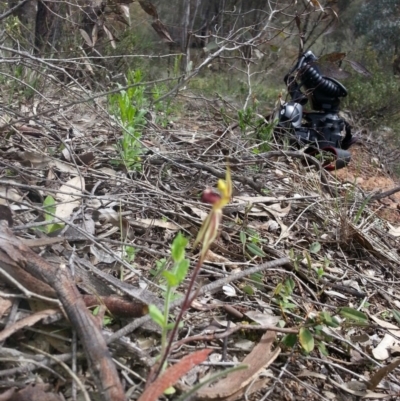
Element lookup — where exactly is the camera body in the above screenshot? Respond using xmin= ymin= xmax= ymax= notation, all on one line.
xmin=278 ymin=51 xmax=355 ymax=169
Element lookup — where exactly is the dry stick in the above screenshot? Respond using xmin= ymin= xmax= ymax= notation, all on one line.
xmin=368 ymin=185 xmax=400 ymax=201
xmin=107 ymin=257 xmax=290 ymax=344
xmin=0 ymin=222 xmax=126 ymax=401
xmin=173 ymin=324 xmax=298 ymax=349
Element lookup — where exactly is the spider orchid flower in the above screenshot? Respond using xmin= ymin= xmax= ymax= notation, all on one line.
xmin=194 ymin=166 xmax=232 ymax=263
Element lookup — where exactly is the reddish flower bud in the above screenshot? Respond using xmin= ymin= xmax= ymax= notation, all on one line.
xmin=201 ymin=189 xmax=221 ymax=205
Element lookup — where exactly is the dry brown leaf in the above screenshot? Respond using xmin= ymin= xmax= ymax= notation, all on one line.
xmin=388 ymin=223 xmax=400 ymax=237
xmin=151 ymin=19 xmax=174 ymax=43
xmin=0 ymin=186 xmax=23 ymax=206
xmin=368 ymin=358 xmax=400 ymax=390
xmin=103 ymin=25 xmax=116 ymax=49
xmin=79 ymin=28 xmax=93 ymax=47
xmin=0 ymin=309 xmax=59 ymax=342
xmin=138 ymin=0 xmax=159 ymax=19
xmin=93 ymin=208 xmax=132 ymax=239
xmin=9 ymin=383 xmax=62 ymax=401
xmin=245 ymin=311 xmax=280 ymax=326
xmin=308 ymin=0 xmax=324 ymax=11
xmin=329 ymin=378 xmax=388 ymax=399
xmin=55 ymin=176 xmax=85 ymax=220
xmin=196 ymin=331 xmax=280 ymax=400
xmin=370 ymin=315 xmax=400 ymax=336
xmin=204 ymin=250 xmax=234 ymax=265
xmin=372 ymin=333 xmax=399 ymax=360
xmin=138 ymin=349 xmax=212 ymax=401
xmin=118 ymin=4 xmax=131 ymax=24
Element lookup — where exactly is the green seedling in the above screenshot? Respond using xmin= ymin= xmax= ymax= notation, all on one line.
xmin=274 ymin=278 xmax=296 ymax=311
xmin=109 ymin=69 xmax=146 ymax=171
xmin=149 ymin=233 xmax=190 ymax=356
xmin=240 ymin=228 xmax=267 ymax=258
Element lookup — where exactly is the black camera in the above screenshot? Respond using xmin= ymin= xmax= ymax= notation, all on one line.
xmin=277 ymin=51 xmax=356 ymax=170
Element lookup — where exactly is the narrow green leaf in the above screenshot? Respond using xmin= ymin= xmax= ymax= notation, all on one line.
xmin=285 ymin=278 xmax=295 ymax=293
xmin=339 ymin=307 xmax=368 ymax=324
xmin=304 ymin=251 xmax=312 ymax=269
xmin=299 ymin=327 xmax=314 ymax=353
xmin=165 ymin=321 xmax=181 ymax=330
xmin=318 ymin=342 xmax=329 ymax=356
xmin=171 ymin=232 xmax=188 ymax=262
xmin=43 ymin=195 xmax=56 ymax=221
xmin=239 ymin=231 xmax=247 ymax=246
xmin=246 ymin=243 xmax=266 ymax=257
xmin=392 ymin=309 xmax=400 ymax=325
xmin=148 ymin=304 xmax=165 ymax=328
xmin=309 ymin=242 xmax=321 ymax=254
xmin=246 ymin=228 xmax=258 ymax=237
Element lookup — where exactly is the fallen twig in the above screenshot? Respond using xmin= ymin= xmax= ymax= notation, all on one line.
xmin=0 ymin=221 xmax=126 ymax=401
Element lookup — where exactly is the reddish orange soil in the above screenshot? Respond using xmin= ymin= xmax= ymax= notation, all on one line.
xmin=334 ymin=143 xmax=400 ymax=223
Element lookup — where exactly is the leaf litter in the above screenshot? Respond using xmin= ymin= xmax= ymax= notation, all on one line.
xmin=1 ymin=89 xmax=400 ymax=401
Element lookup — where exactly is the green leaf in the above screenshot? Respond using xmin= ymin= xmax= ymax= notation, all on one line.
xmin=309 ymin=242 xmax=321 ymax=254
xmin=299 ymin=327 xmax=314 ymax=353
xmin=162 ymin=271 xmax=179 ymax=287
xmin=392 ymin=309 xmax=400 ymax=325
xmin=242 ymin=285 xmax=255 ymax=295
xmin=281 ymin=333 xmax=297 ymax=348
xmin=246 ymin=228 xmax=258 ymax=237
xmin=165 ymin=321 xmax=183 ymax=330
xmin=318 ymin=342 xmax=329 ymax=356
xmin=304 ymin=251 xmax=312 ymax=269
xmin=246 ymin=243 xmax=266 ymax=257
xmin=339 ymin=307 xmax=368 ymax=324
xmin=280 ymin=302 xmax=297 ymax=310
xmin=43 ymin=195 xmax=56 ymax=221
xmin=175 ymin=259 xmax=189 ymax=284
xmin=250 ymin=272 xmax=264 ymax=289
xmin=319 ymin=311 xmax=339 ymax=328
xmin=148 ymin=304 xmax=165 ymax=328
xmin=239 ymin=231 xmax=247 ymax=246
xmin=285 ymin=278 xmax=295 ymax=293
xmin=171 ymin=233 xmax=188 ymax=262
xmin=47 ymin=223 xmax=64 ymax=234
xmin=164 ymin=386 xmax=176 ymax=395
